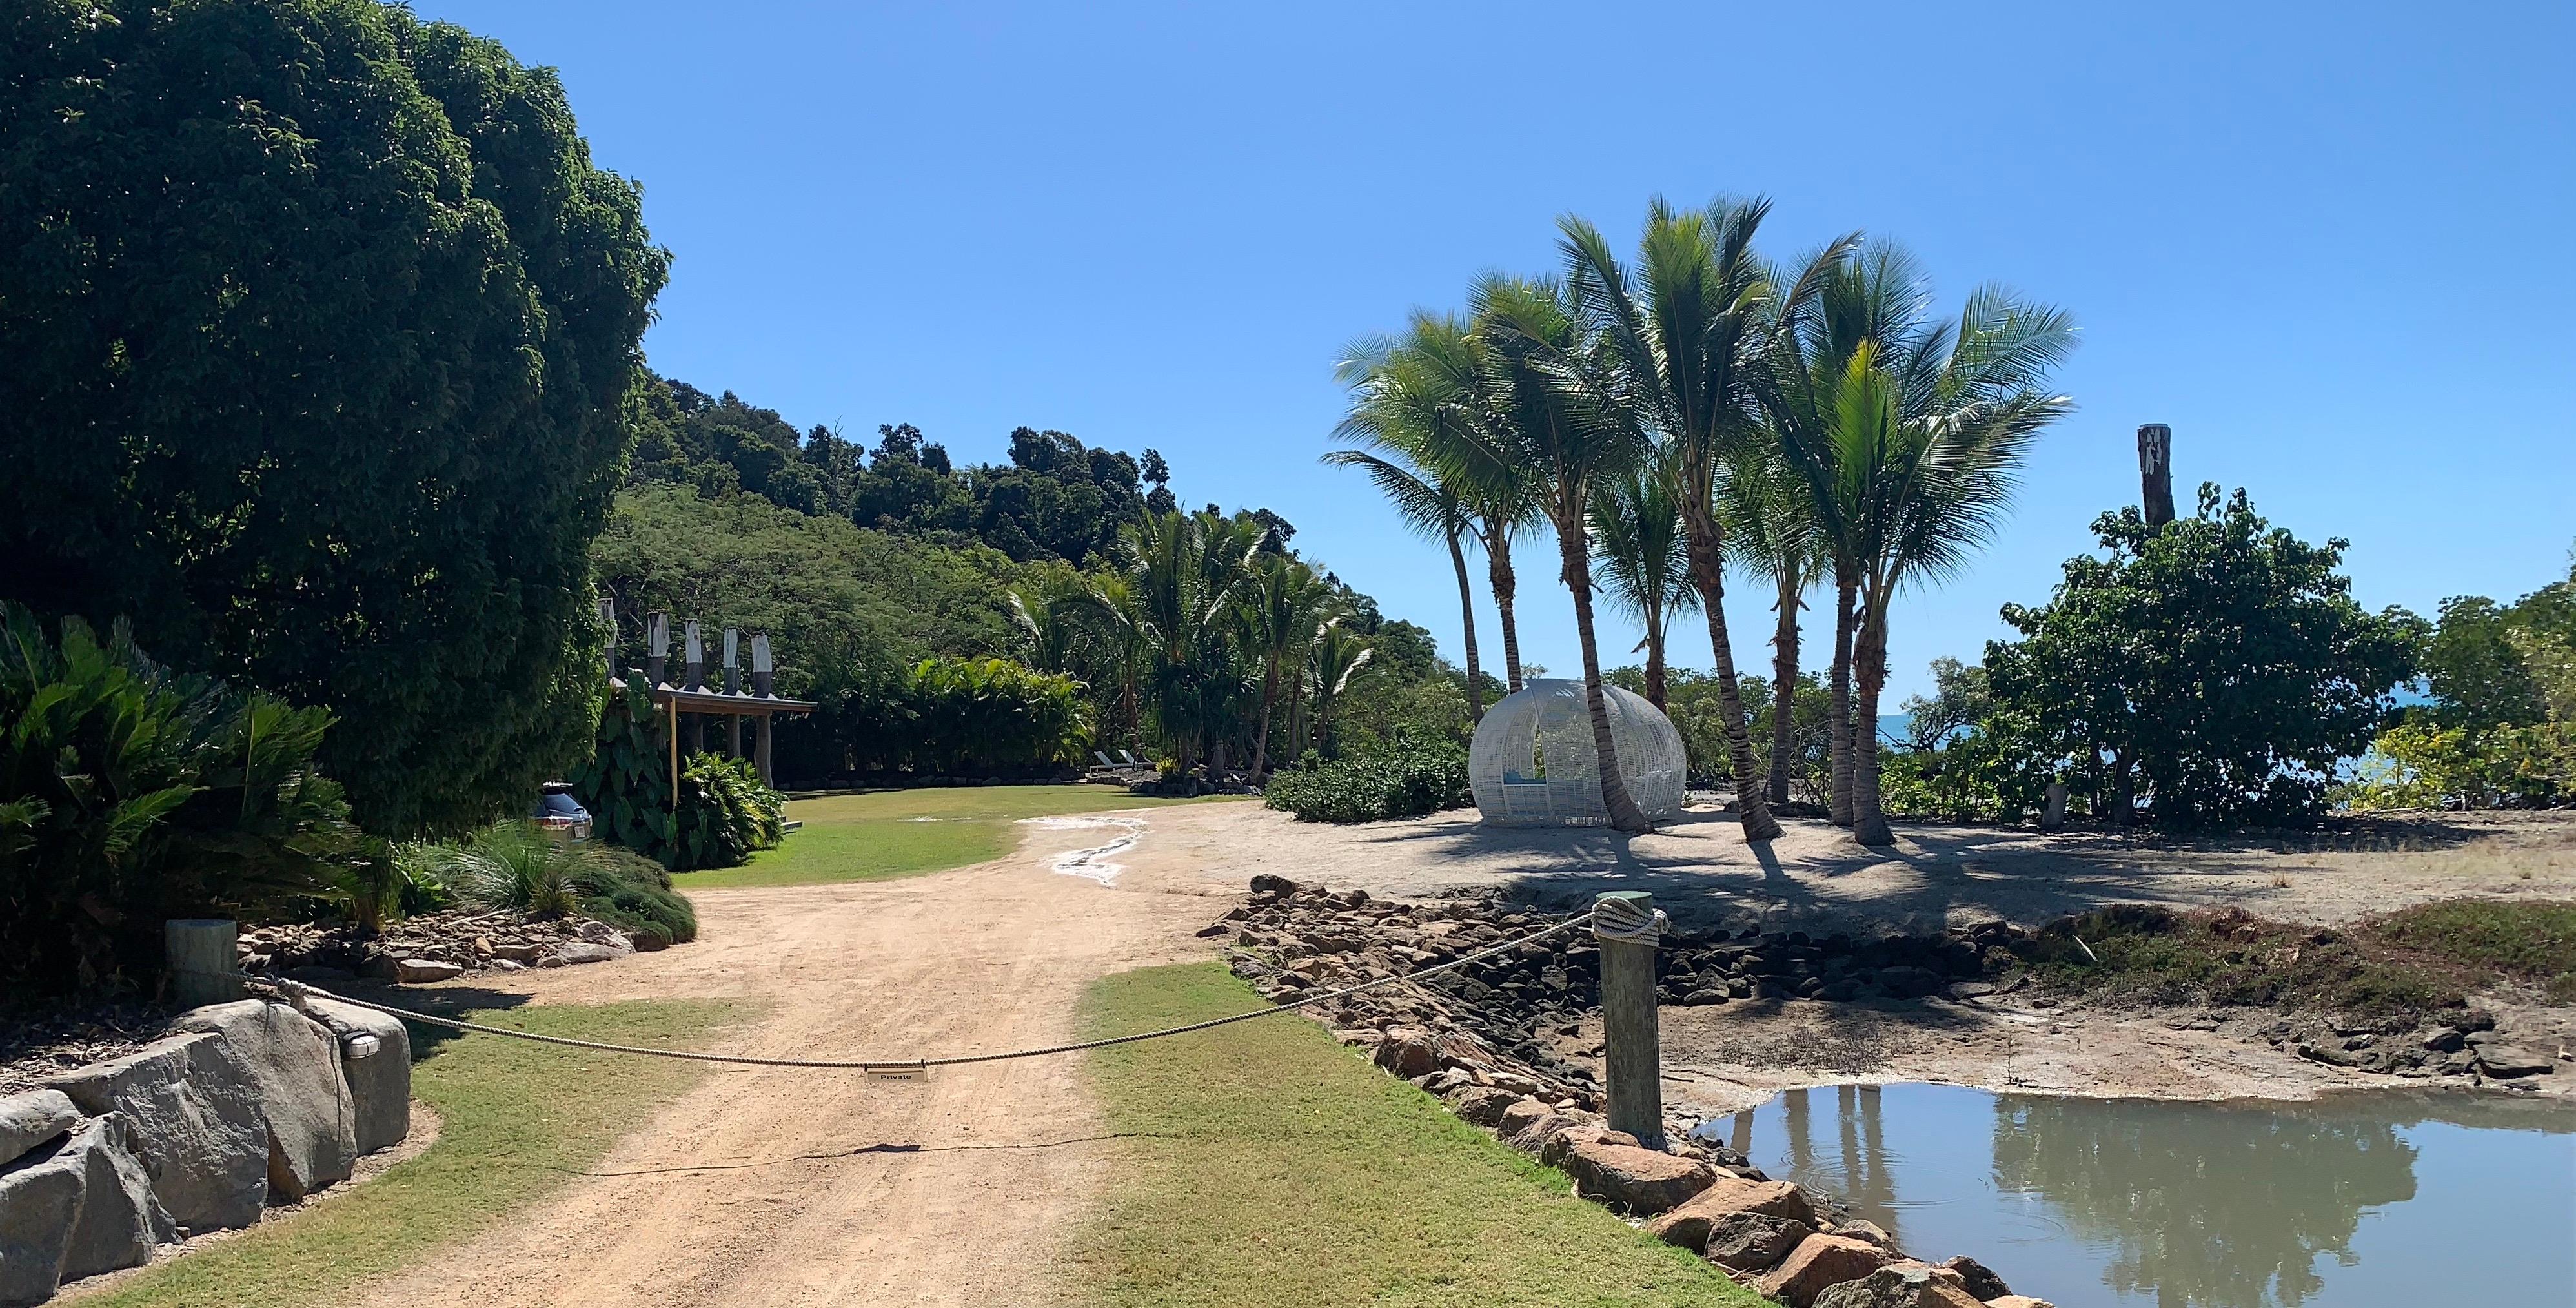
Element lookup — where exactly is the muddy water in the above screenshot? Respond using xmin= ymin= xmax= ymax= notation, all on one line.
xmin=1695 ymin=1084 xmax=2573 ymax=1307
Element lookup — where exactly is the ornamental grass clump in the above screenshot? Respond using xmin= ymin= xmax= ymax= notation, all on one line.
xmin=400 ymin=822 xmax=698 ymax=947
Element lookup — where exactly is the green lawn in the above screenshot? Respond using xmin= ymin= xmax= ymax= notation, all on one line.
xmin=1070 ymin=963 xmax=1761 ymax=1308
xmin=674 ymin=784 xmax=1240 ymax=889
xmin=68 ymin=999 xmax=745 ymax=1307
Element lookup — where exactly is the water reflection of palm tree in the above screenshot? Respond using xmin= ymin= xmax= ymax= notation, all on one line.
xmin=1991 ymin=1096 xmax=2417 ymax=1308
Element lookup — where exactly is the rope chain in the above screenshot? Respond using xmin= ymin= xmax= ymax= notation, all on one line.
xmin=204 ymin=905 xmax=1602 ymax=1072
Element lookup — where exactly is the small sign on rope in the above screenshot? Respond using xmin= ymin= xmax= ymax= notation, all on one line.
xmin=864 ymin=1063 xmax=929 ymax=1081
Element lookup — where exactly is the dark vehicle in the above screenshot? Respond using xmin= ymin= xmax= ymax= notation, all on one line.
xmin=533 ymin=783 xmax=593 ymax=843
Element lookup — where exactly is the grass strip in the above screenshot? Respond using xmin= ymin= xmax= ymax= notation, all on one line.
xmin=676 ymin=785 xmax=1239 ymax=889
xmin=1072 ymin=962 xmax=1760 ymax=1308
xmin=68 ymin=999 xmax=745 ymax=1307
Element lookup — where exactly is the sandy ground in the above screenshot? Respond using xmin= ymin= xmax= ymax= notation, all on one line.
xmin=1144 ymin=802 xmax=2576 ymax=932
xmin=322 ymin=801 xmax=2569 ymax=1305
xmin=349 ymin=817 xmax=1228 ymax=1308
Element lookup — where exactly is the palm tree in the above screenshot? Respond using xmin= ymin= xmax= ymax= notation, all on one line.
xmin=1588 ymin=447 xmax=1696 ymax=710
xmin=1328 ymin=318 xmax=1489 ymax=721
xmin=1718 ymin=434 xmax=1827 ymax=804
xmin=1468 ymin=273 xmax=1656 ymax=834
xmin=1560 ymin=198 xmax=1851 ymax=843
xmin=1236 ymin=553 xmax=1329 ymax=779
xmin=1079 ymin=508 xmax=1259 ymax=773
xmin=1306 ymin=618 xmax=1374 ymax=758
xmin=1760 ymin=245 xmax=2075 ymax=843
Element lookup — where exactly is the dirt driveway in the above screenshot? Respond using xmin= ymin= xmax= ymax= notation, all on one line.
xmin=353 ymin=814 xmax=1229 ymax=1308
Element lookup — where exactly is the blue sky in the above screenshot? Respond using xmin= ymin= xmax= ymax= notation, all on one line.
xmin=420 ymin=0 xmax=2573 ymax=701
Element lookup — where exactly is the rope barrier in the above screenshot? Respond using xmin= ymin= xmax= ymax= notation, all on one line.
xmin=192 ymin=906 xmax=1599 ymax=1073
xmin=1590 ymin=895 xmax=1667 ymax=943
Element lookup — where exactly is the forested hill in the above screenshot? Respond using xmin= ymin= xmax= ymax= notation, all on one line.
xmin=598 ymin=373 xmax=1467 ymax=785
xmin=626 ymin=374 xmax=1221 ymax=565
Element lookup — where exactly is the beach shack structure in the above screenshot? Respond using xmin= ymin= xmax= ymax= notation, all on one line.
xmin=604 ymin=601 xmax=815 ymax=788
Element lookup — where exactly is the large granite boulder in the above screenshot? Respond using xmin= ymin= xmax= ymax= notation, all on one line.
xmin=305 ymin=997 xmax=412 ymax=1154
xmin=0 ymin=1144 xmax=84 ymax=1307
xmin=39 ymin=1032 xmax=267 ymax=1234
xmin=1703 ymin=1212 xmax=1816 ymax=1274
xmin=1646 ymin=1176 xmax=1820 ymax=1251
xmin=1557 ymin=1139 xmax=1717 ymax=1215
xmin=1758 ymin=1234 xmax=1894 ymax=1308
xmin=171 ymin=1001 xmax=358 ymax=1200
xmin=54 ymin=1114 xmax=175 ymax=1282
xmin=1812 ymin=1263 xmax=1982 ymax=1308
xmin=0 ymin=1093 xmax=78 ymax=1168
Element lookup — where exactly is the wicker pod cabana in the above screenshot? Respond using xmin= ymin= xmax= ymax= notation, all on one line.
xmin=1466 ymin=679 xmax=1687 ymax=826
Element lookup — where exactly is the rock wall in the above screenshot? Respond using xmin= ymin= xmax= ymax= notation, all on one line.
xmin=0 ymin=996 xmax=409 ymax=1305
xmin=1217 ymin=877 xmax=2056 ymax=1308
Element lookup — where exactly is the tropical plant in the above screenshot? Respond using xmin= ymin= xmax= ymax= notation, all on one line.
xmin=1719 ymin=434 xmax=1830 ymax=804
xmin=1236 ymin=555 xmax=1332 ymax=778
xmin=1588 ymin=449 xmax=1696 ymax=710
xmin=1331 ymin=315 xmax=1491 ymax=722
xmin=1756 ymin=242 xmax=2076 ymax=843
xmin=1561 ymin=199 xmax=1823 ymax=841
xmin=1263 ymin=730 xmax=1472 ymax=824
xmin=1306 ymin=620 xmax=1376 ymax=759
xmin=567 ymin=680 xmax=787 ymax=870
xmin=1466 ymin=274 xmax=1656 ymax=833
xmin=405 ymin=822 xmax=587 ymax=918
xmin=1 ymin=4 xmax=665 ymax=841
xmin=1 ymin=604 xmax=356 ymax=996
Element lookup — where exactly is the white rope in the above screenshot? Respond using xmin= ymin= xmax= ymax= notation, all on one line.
xmin=1590 ymin=895 xmax=1666 ymax=943
xmin=199 ymin=905 xmax=1599 ymax=1072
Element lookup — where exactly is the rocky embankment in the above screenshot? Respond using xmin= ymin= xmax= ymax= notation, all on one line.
xmin=0 ymin=996 xmax=412 ymax=1305
xmin=238 ymin=908 xmax=645 ymax=986
xmin=1216 ymin=876 xmax=2056 ymax=1307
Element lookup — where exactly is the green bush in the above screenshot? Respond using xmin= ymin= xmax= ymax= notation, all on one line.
xmin=400 ymin=823 xmax=698 ymax=948
xmin=1264 ymin=732 xmax=1470 ymax=824
xmin=0 ymin=604 xmax=356 ymax=997
xmin=568 ymin=680 xmax=786 ymax=870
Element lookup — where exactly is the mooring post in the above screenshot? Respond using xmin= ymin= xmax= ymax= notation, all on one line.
xmin=1594 ymin=890 xmax=1663 ymax=1147
xmin=166 ymin=919 xmax=243 ymax=1009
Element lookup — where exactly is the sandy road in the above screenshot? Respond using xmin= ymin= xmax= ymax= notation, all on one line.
xmin=353 ymin=814 xmax=1230 ymax=1308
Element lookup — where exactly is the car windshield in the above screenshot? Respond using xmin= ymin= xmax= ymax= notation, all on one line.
xmin=540 ymin=793 xmax=585 ymax=818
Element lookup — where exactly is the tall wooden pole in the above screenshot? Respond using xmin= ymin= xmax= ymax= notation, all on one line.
xmin=668 ymin=696 xmax=680 ymax=809
xmin=1594 ymin=890 xmax=1664 ymax=1147
xmin=2138 ymin=423 xmax=2175 ymax=528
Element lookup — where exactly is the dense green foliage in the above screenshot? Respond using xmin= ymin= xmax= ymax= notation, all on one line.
xmin=823 ymin=657 xmax=1090 ymax=775
xmin=1 ymin=605 xmax=355 ymax=997
xmin=0 ymin=0 xmax=665 ymax=839
xmin=565 ymin=680 xmax=784 ymax=870
xmin=2018 ymin=905 xmax=2468 ymax=1019
xmin=2344 ymin=551 xmax=2573 ymax=810
xmin=2369 ymin=900 xmax=2576 ymax=996
xmin=404 ymin=817 xmax=706 ymax=945
xmin=571 ymin=846 xmax=700 ymax=948
xmin=1607 ymin=666 xmax=1832 ymax=801
xmin=1892 ymin=488 xmax=2420 ymax=826
xmin=1263 ymin=731 xmax=1472 ymax=824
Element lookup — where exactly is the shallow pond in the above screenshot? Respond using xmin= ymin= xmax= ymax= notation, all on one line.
xmin=1694 ymin=1083 xmax=2573 ymax=1307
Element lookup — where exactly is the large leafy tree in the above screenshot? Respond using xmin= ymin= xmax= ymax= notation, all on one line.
xmin=0 ymin=0 xmax=667 ymax=838
xmin=1984 ymin=487 xmax=2422 ymax=826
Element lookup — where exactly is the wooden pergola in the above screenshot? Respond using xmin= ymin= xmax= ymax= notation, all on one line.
xmin=607 ymin=608 xmax=816 ymax=791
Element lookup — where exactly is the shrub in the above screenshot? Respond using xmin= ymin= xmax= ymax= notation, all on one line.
xmin=1264 ymin=732 xmax=1470 ymax=824
xmin=569 ymin=680 xmax=787 ymax=870
xmin=569 ymin=846 xmax=698 ymax=947
xmin=0 ymin=604 xmax=356 ymax=996
xmin=401 ymin=823 xmax=698 ymax=948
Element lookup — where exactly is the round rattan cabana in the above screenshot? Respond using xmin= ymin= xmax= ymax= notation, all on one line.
xmin=1467 ymin=679 xmax=1687 ymax=826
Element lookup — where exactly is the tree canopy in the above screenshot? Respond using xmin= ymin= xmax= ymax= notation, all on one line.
xmin=0 ymin=0 xmax=667 ymax=837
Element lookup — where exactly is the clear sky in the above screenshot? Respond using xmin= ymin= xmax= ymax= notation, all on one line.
xmin=418 ymin=0 xmax=2573 ymax=702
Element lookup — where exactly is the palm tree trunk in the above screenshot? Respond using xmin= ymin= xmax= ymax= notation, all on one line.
xmin=1488 ymin=527 xmax=1525 ymax=692
xmin=1769 ymin=566 xmax=1801 ymax=806
xmin=1850 ymin=598 xmax=1894 ymax=846
xmin=1250 ymin=653 xmax=1280 ymax=779
xmin=1681 ymin=508 xmax=1784 ymax=842
xmin=1559 ymin=518 xmax=1653 ymax=834
xmin=1643 ymin=601 xmax=1668 ymax=711
xmin=1446 ymin=528 xmax=1485 ymax=722
xmin=1829 ymin=571 xmax=1858 ymax=826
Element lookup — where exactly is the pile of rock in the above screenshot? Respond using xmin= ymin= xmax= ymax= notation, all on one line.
xmin=1215 ymin=877 xmax=2053 ymax=1307
xmin=0 ymin=996 xmax=411 ymax=1304
xmin=240 ymin=910 xmax=640 ymax=986
xmin=2260 ymin=1010 xmax=2559 ymax=1082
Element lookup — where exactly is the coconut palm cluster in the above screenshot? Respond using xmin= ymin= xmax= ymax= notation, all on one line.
xmin=1332 ymin=199 xmax=2076 ymax=844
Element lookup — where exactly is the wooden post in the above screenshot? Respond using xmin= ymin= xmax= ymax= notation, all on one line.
xmin=756 ymin=713 xmax=775 ymax=786
xmin=668 ymin=695 xmax=680 ymax=809
xmin=166 ymin=919 xmax=243 ymax=1008
xmin=2137 ymin=423 xmax=2175 ymax=527
xmin=1594 ymin=890 xmax=1663 ymax=1147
